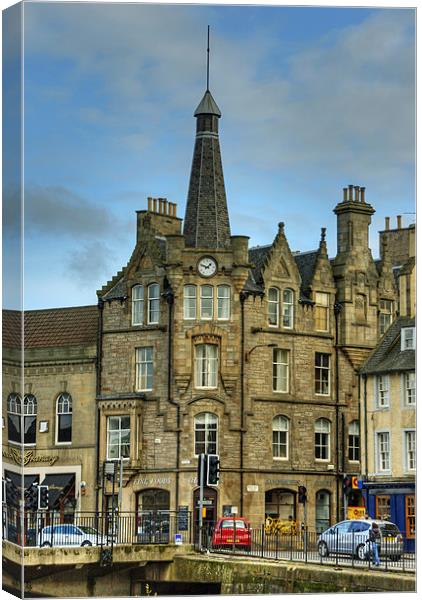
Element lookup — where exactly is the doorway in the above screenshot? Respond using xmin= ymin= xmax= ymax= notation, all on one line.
xmin=193 ymin=486 xmax=217 ymax=540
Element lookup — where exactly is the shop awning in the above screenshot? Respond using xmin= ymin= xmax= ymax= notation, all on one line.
xmin=39 ymin=473 xmax=75 ymax=508
xmin=5 ymin=470 xmax=38 ymax=490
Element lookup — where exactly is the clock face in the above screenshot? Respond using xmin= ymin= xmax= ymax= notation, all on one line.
xmin=197 ymin=256 xmax=217 ymax=277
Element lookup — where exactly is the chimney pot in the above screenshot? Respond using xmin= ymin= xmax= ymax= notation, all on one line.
xmin=354 ymin=186 xmax=360 ymax=202
xmin=397 ymin=215 xmax=402 ymax=229
xmin=163 ymin=199 xmax=168 ymax=215
xmin=158 ymin=198 xmax=164 ymax=214
xmin=385 ymin=217 xmax=390 ymax=231
xmin=173 ymin=203 xmax=177 ymax=217
xmin=343 ymin=188 xmax=348 ymax=202
xmin=348 ymin=184 xmax=354 ymax=201
xmin=153 ymin=198 xmax=158 ymax=212
xmin=360 ymin=187 xmax=366 ymax=203
xmin=148 ymin=197 xmax=153 ymax=211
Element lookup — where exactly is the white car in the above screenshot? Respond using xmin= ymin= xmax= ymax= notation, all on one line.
xmin=317 ymin=519 xmax=403 ymax=561
xmin=40 ymin=524 xmax=107 ymax=547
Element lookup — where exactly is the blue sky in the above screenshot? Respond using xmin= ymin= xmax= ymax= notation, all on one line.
xmin=2 ymin=2 xmax=416 ymax=309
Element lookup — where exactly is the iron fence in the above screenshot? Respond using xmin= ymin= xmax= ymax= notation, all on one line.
xmin=200 ymin=524 xmax=416 ymax=573
xmin=2 ymin=507 xmax=193 ymax=547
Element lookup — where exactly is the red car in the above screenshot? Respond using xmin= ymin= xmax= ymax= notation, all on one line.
xmin=212 ymin=517 xmax=252 ymax=550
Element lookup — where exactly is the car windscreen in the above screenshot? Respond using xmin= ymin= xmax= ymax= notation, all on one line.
xmin=380 ymin=523 xmax=400 ymax=535
xmin=79 ymin=526 xmax=99 ymax=535
xmin=221 ymin=520 xmax=247 ymax=529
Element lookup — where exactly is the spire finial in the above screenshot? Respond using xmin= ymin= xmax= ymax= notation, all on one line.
xmin=206 ymin=25 xmax=210 ymax=91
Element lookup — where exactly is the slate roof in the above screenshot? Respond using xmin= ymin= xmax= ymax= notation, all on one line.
xmin=360 ymin=316 xmax=415 ymax=374
xmin=248 ymin=246 xmax=319 ymax=300
xmin=194 ymin=90 xmax=221 ymax=117
xmin=3 ymin=306 xmax=98 ymax=349
xmin=294 ymin=250 xmax=319 ymax=297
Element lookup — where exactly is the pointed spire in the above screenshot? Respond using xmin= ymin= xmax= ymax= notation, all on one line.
xmin=183 ymin=28 xmax=231 ymax=249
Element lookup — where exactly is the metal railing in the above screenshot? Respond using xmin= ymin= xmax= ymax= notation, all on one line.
xmin=200 ymin=524 xmax=416 ymax=573
xmin=2 ymin=507 xmax=193 ymax=548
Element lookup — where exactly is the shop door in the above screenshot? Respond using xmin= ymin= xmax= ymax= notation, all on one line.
xmin=136 ymin=489 xmax=170 ymax=544
xmin=193 ymin=487 xmax=217 ymax=541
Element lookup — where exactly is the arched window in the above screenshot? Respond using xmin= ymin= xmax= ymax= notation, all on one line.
xmin=184 ymin=285 xmax=197 ymax=320
xmin=132 ymin=285 xmax=144 ymax=325
xmin=195 ymin=344 xmax=218 ymax=388
xmin=272 ymin=415 xmax=289 ymax=459
xmin=9 ymin=394 xmax=38 ymax=445
xmin=217 ymin=285 xmax=230 ymax=320
xmin=315 ymin=418 xmax=330 ymax=461
xmin=194 ymin=412 xmax=218 ymax=455
xmin=348 ymin=420 xmax=360 ymax=462
xmin=268 ymin=288 xmax=279 ymax=326
xmin=147 ymin=283 xmax=160 ymax=324
xmin=7 ymin=393 xmax=22 ymax=444
xmin=315 ymin=490 xmax=331 ymax=533
xmin=56 ymin=393 xmax=72 ymax=444
xmin=200 ymin=285 xmax=214 ymax=319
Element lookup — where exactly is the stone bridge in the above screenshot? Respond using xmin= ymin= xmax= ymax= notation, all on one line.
xmin=2 ymin=541 xmax=416 ymax=597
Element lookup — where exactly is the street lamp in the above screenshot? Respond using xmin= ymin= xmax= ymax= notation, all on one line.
xmin=245 ymin=343 xmax=277 ymax=362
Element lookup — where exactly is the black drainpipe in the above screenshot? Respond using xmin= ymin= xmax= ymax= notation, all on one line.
xmin=95 ymin=298 xmax=104 ymax=516
xmin=334 ymin=301 xmax=342 ymax=522
xmin=163 ymin=280 xmax=179 ymax=511
xmin=363 ymin=374 xmax=368 ymax=479
xmin=239 ymin=291 xmax=247 ymax=516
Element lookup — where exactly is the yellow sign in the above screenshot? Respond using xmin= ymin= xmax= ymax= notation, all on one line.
xmin=348 ymin=506 xmax=365 ymax=519
xmin=351 ymin=476 xmax=359 ymax=489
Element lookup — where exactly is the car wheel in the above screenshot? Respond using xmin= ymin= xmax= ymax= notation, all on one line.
xmin=41 ymin=541 xmax=52 ymax=548
xmin=318 ymin=541 xmax=329 ymax=557
xmin=357 ymin=543 xmax=368 ymax=560
xmin=81 ymin=541 xmax=92 ymax=547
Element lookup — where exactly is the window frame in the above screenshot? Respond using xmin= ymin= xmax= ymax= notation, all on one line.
xmin=315 ymin=353 xmax=330 ymax=396
xmin=194 ymin=412 xmax=218 ymax=456
xmin=132 ymin=284 xmax=144 ymax=326
xmin=200 ymin=285 xmax=214 ymax=320
xmin=375 ymin=495 xmax=391 ymax=521
xmin=184 ymin=285 xmax=197 ymax=320
xmin=272 ymin=415 xmax=289 ymax=460
xmin=379 ymin=299 xmax=393 ymax=336
xmin=217 ymin=285 xmax=231 ymax=321
xmin=268 ymin=287 xmax=280 ymax=327
xmin=314 ymin=292 xmax=329 ymax=332
xmin=376 ymin=431 xmax=391 ymax=473
xmin=56 ymin=392 xmax=72 ymax=445
xmin=10 ymin=394 xmax=38 ymax=447
xmin=135 ymin=346 xmax=154 ymax=391
xmin=7 ymin=393 xmax=22 ymax=445
xmin=404 ymin=429 xmax=416 ymax=471
xmin=375 ymin=375 xmax=390 ymax=409
xmin=403 ymin=371 xmax=415 ymax=407
xmin=272 ymin=348 xmax=289 ymax=393
xmin=401 ymin=327 xmax=415 ymax=351
xmin=106 ymin=415 xmax=131 ymax=461
xmin=348 ymin=420 xmax=360 ymax=462
xmin=194 ymin=343 xmax=218 ymax=389
xmin=405 ymin=495 xmax=415 ymax=538
xmin=282 ymin=289 xmax=294 ymax=329
xmin=314 ymin=418 xmax=330 ymax=461
xmin=147 ymin=283 xmax=160 ymax=325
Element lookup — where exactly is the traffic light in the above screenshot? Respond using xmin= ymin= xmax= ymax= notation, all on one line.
xmin=25 ymin=484 xmax=38 ymax=511
xmin=38 ymin=485 xmax=49 ymax=510
xmin=207 ymin=455 xmax=220 ymax=486
xmin=343 ymin=475 xmax=352 ymax=497
xmin=298 ymin=485 xmax=307 ymax=504
xmin=197 ymin=454 xmax=208 ymax=486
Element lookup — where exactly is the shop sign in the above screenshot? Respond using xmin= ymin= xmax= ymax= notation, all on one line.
xmin=265 ymin=479 xmax=298 ymax=485
xmin=133 ymin=477 xmax=171 ymax=486
xmin=348 ymin=506 xmax=366 ymax=520
xmin=247 ymin=485 xmax=259 ymax=492
xmin=3 ymin=448 xmax=58 ymax=466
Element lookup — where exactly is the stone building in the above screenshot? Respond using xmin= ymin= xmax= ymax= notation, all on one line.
xmin=2 ymin=85 xmax=413 ymax=534
xmin=2 ymin=307 xmax=98 ymax=519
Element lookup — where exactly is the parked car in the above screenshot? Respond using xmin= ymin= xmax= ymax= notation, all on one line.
xmin=40 ymin=524 xmax=106 ymax=547
xmin=317 ymin=519 xmax=403 ymax=560
xmin=211 ymin=517 xmax=251 ymax=550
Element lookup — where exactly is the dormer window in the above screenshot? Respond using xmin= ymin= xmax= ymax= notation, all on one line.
xmin=401 ymin=327 xmax=415 ymax=351
xmin=132 ymin=285 xmax=144 ymax=325
xmin=268 ymin=288 xmax=279 ymax=326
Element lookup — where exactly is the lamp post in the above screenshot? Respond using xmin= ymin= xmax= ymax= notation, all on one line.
xmin=245 ymin=343 xmax=277 ymax=362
